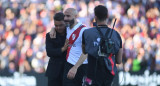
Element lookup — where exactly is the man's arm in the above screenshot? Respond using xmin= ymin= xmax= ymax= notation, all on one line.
xmin=67 ymin=44 xmax=88 ymax=79
xmin=115 ymin=48 xmax=123 ymax=64
xmin=115 ymin=32 xmax=123 ymax=64
xmin=46 ymin=33 xmax=68 ymax=58
xmin=49 ymin=28 xmax=56 ymax=38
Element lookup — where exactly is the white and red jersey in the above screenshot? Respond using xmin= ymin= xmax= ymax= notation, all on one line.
xmin=66 ymin=22 xmax=88 ymax=65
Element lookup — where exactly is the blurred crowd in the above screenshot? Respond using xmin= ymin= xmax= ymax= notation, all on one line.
xmin=0 ymin=0 xmax=160 ymax=75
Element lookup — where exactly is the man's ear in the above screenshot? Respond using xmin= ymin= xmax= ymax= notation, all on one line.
xmin=75 ymin=14 xmax=78 ymax=19
xmin=95 ymin=16 xmax=97 ymax=21
xmin=94 ymin=16 xmax=98 ymax=23
xmin=106 ymin=14 xmax=109 ymax=18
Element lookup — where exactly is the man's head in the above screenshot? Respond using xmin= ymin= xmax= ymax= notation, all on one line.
xmin=54 ymin=12 xmax=66 ymax=34
xmin=94 ymin=5 xmax=108 ymax=22
xmin=64 ymin=8 xmax=78 ymax=28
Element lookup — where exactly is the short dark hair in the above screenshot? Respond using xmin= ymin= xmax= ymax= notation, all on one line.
xmin=54 ymin=12 xmax=64 ymax=21
xmin=94 ymin=5 xmax=108 ymax=21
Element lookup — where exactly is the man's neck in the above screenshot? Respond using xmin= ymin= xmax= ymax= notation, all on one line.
xmin=60 ymin=33 xmax=65 ymax=36
xmin=57 ymin=32 xmax=65 ymax=36
xmin=96 ymin=20 xmax=107 ymax=26
xmin=70 ymin=21 xmax=78 ymax=29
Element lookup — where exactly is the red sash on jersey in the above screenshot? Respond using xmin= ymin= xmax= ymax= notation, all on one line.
xmin=66 ymin=25 xmax=85 ymax=60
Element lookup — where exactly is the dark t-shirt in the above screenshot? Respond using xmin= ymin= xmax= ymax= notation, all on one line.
xmin=82 ymin=26 xmax=122 ymax=56
xmin=82 ymin=26 xmax=122 ymax=79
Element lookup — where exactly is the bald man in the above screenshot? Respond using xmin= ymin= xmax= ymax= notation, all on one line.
xmin=62 ymin=8 xmax=88 ymax=86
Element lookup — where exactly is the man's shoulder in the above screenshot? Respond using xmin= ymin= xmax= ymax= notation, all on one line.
xmin=80 ymin=25 xmax=90 ymax=33
xmin=46 ymin=32 xmax=56 ymax=39
xmin=46 ymin=32 xmax=50 ymax=37
xmin=105 ymin=27 xmax=120 ymax=36
xmin=112 ymin=29 xmax=121 ymax=37
xmin=81 ymin=26 xmax=88 ymax=30
xmin=84 ymin=27 xmax=95 ymax=32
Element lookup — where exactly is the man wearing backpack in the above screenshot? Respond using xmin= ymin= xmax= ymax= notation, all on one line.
xmin=67 ymin=5 xmax=123 ymax=86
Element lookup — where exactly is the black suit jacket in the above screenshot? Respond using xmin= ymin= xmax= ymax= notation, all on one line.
xmin=45 ymin=32 xmax=66 ymax=78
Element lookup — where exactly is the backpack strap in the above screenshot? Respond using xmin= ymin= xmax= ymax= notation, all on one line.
xmin=95 ymin=24 xmax=110 ymax=40
xmin=95 ymin=24 xmax=105 ymax=40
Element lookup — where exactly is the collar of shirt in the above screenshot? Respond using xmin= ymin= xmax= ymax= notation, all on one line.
xmin=72 ymin=22 xmax=82 ymax=30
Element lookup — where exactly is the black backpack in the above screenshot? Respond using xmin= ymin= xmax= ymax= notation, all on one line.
xmin=95 ymin=19 xmax=116 ymax=57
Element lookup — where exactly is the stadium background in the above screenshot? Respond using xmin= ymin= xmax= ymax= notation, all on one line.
xmin=0 ymin=0 xmax=160 ymax=86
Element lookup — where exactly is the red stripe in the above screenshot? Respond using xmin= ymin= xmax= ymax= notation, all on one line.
xmin=66 ymin=47 xmax=71 ymax=60
xmin=66 ymin=25 xmax=85 ymax=60
xmin=108 ymin=53 xmax=115 ymax=75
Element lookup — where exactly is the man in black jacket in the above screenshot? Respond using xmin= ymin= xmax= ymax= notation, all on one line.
xmin=45 ymin=12 xmax=69 ymax=86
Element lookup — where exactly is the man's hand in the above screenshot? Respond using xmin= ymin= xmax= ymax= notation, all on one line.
xmin=61 ymin=39 xmax=69 ymax=52
xmin=49 ymin=28 xmax=56 ymax=38
xmin=67 ymin=66 xmax=78 ymax=79
xmin=67 ymin=53 xmax=88 ymax=79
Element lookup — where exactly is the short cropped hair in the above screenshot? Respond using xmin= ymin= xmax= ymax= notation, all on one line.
xmin=94 ymin=5 xmax=108 ymax=21
xmin=54 ymin=12 xmax=64 ymax=21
